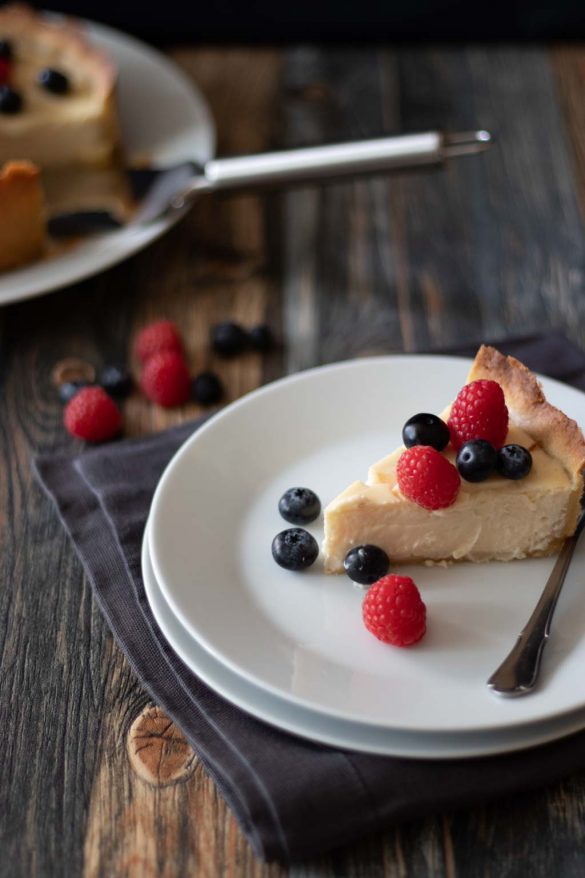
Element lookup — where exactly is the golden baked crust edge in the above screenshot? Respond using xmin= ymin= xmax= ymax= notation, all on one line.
xmin=468 ymin=345 xmax=585 ymax=532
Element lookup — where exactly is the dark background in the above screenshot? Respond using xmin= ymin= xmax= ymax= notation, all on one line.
xmin=21 ymin=0 xmax=585 ymax=43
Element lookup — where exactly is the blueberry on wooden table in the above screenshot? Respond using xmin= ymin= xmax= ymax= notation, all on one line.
xmin=99 ymin=365 xmax=133 ymax=400
xmin=58 ymin=380 xmax=89 ymax=404
xmin=211 ymin=321 xmax=248 ymax=357
xmin=278 ymin=487 xmax=321 ymax=525
xmin=248 ymin=324 xmax=274 ymax=352
xmin=192 ymin=371 xmax=224 ymax=405
xmin=272 ymin=528 xmax=319 ymax=571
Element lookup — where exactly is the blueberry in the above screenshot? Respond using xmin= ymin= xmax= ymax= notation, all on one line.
xmin=99 ymin=365 xmax=133 ymax=399
xmin=272 ymin=528 xmax=319 ymax=570
xmin=343 ymin=545 xmax=390 ymax=586
xmin=59 ymin=380 xmax=89 ymax=404
xmin=497 ymin=444 xmax=532 ymax=480
xmin=402 ymin=413 xmax=450 ymax=451
xmin=249 ymin=324 xmax=274 ymax=352
xmin=38 ymin=68 xmax=70 ymax=95
xmin=456 ymin=439 xmax=497 ymax=482
xmin=0 ymin=40 xmax=13 ymax=60
xmin=0 ymin=86 xmax=22 ymax=114
xmin=211 ymin=321 xmax=248 ymax=357
xmin=192 ymin=371 xmax=224 ymax=405
xmin=278 ymin=487 xmax=321 ymax=525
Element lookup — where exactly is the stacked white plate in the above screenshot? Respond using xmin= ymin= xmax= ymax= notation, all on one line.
xmin=144 ymin=355 xmax=585 ymax=758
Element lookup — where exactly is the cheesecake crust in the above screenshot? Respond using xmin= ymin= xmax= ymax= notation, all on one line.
xmin=468 ymin=345 xmax=585 ymax=533
xmin=0 ymin=160 xmax=46 ymax=271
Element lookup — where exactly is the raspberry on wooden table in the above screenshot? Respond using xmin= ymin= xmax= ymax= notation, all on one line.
xmin=135 ymin=320 xmax=182 ymax=363
xmin=448 ymin=379 xmax=508 ymax=450
xmin=64 ymin=387 xmax=122 ymax=442
xmin=362 ymin=575 xmax=427 ymax=646
xmin=396 ymin=445 xmax=460 ymax=510
xmin=141 ymin=350 xmax=191 ymax=407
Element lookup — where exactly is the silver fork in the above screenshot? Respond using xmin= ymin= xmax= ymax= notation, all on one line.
xmin=487 ymin=509 xmax=585 ymax=697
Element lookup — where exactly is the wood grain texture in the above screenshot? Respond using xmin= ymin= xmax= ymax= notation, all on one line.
xmin=3 ymin=40 xmax=585 ymax=878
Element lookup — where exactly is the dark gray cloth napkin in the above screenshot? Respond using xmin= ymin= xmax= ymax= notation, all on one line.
xmin=33 ymin=331 xmax=585 ymax=863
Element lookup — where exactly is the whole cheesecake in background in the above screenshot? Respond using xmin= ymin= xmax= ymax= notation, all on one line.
xmin=323 ymin=346 xmax=585 ymax=570
xmin=0 ymin=160 xmax=46 ymax=271
xmin=0 ymin=4 xmax=120 ymax=168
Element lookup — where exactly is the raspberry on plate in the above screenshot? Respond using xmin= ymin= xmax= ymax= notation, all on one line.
xmin=396 ymin=445 xmax=460 ymax=510
xmin=362 ymin=574 xmax=426 ymax=646
xmin=64 ymin=386 xmax=122 ymax=442
xmin=135 ymin=320 xmax=182 ymax=363
xmin=448 ymin=379 xmax=508 ymax=450
xmin=141 ymin=350 xmax=191 ymax=407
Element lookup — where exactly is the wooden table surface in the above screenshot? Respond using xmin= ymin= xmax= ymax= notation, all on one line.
xmin=3 ymin=43 xmax=585 ymax=877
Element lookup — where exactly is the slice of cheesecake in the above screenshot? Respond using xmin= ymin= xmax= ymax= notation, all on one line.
xmin=323 ymin=346 xmax=585 ymax=570
xmin=0 ymin=160 xmax=46 ymax=271
xmin=0 ymin=5 xmax=120 ymax=168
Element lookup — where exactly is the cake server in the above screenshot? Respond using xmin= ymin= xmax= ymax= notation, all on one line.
xmin=487 ymin=508 xmax=585 ymax=697
xmin=48 ymin=129 xmax=492 ymax=236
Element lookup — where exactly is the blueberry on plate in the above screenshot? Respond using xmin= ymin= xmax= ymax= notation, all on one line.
xmin=192 ymin=371 xmax=224 ymax=405
xmin=272 ymin=528 xmax=319 ymax=571
xmin=58 ymin=380 xmax=89 ymax=404
xmin=343 ymin=545 xmax=390 ymax=586
xmin=249 ymin=324 xmax=274 ymax=352
xmin=402 ymin=413 xmax=450 ymax=451
xmin=211 ymin=321 xmax=248 ymax=357
xmin=0 ymin=40 xmax=13 ymax=60
xmin=38 ymin=68 xmax=70 ymax=95
xmin=0 ymin=85 xmax=22 ymax=114
xmin=278 ymin=487 xmax=321 ymax=525
xmin=99 ymin=365 xmax=133 ymax=399
xmin=456 ymin=439 xmax=497 ymax=482
xmin=497 ymin=444 xmax=532 ymax=480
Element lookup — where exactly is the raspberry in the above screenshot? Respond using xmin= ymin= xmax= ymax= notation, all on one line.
xmin=448 ymin=379 xmax=508 ymax=451
xmin=135 ymin=320 xmax=182 ymax=363
xmin=362 ymin=575 xmax=426 ymax=646
xmin=396 ymin=446 xmax=460 ymax=510
xmin=64 ymin=387 xmax=122 ymax=442
xmin=141 ymin=350 xmax=191 ymax=407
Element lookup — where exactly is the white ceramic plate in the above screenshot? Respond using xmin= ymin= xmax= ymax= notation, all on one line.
xmin=142 ymin=521 xmax=585 ymax=758
xmin=0 ymin=15 xmax=215 ymax=305
xmin=148 ymin=355 xmax=585 ymax=734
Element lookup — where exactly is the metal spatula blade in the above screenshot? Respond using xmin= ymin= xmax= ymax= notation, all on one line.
xmin=47 ymin=130 xmax=493 ymax=237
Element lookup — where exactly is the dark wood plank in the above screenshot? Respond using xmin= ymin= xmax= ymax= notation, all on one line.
xmin=281 ymin=45 xmax=585 ymax=367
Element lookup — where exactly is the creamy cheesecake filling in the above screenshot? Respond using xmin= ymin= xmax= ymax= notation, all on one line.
xmin=323 ymin=418 xmax=574 ymax=572
xmin=0 ymin=11 xmax=119 ymax=168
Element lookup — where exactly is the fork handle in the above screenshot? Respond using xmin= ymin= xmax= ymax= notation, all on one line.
xmin=487 ymin=519 xmax=584 ymax=696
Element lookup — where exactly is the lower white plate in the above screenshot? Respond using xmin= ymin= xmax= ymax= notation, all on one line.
xmin=148 ymin=355 xmax=585 ymax=734
xmin=143 ymin=520 xmax=585 ymax=759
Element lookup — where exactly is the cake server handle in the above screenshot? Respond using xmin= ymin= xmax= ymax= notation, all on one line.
xmin=487 ymin=510 xmax=585 ymax=697
xmin=153 ymin=130 xmax=492 ymax=221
